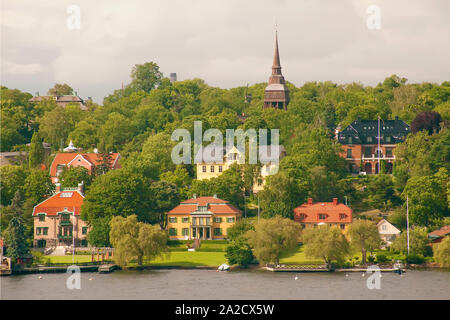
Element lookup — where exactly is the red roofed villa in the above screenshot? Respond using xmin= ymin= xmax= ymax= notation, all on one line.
xmin=32 ymin=183 xmax=88 ymax=248
xmin=294 ymin=198 xmax=353 ymax=231
xmin=49 ymin=142 xmax=121 ymax=183
xmin=167 ymin=195 xmax=242 ymax=240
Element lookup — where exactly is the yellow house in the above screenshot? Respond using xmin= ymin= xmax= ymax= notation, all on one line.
xmin=166 ymin=195 xmax=242 ymax=240
xmin=196 ymin=146 xmax=243 ymax=180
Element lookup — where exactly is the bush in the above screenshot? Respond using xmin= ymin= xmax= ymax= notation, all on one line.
xmin=406 ymin=254 xmax=425 ymax=264
xmin=376 ymin=253 xmax=389 ymax=263
xmin=367 ymin=255 xmax=375 ymax=263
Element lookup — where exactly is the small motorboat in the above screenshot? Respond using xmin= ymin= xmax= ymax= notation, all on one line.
xmin=393 ymin=260 xmax=405 ymax=274
xmin=218 ymin=264 xmax=230 ymax=272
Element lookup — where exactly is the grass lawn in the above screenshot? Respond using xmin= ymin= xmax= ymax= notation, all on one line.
xmin=129 ymin=251 xmax=227 ymax=267
xmin=46 ymin=255 xmax=104 ymax=264
xmin=280 ymin=246 xmax=324 ymax=265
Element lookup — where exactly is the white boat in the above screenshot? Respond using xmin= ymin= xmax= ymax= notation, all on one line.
xmin=218 ymin=264 xmax=230 ymax=271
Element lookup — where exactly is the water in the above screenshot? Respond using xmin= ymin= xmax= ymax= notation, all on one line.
xmin=2 ymin=269 xmax=449 ymax=300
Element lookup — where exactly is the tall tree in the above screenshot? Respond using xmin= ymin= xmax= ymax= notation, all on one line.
xmin=130 ymin=62 xmax=163 ymax=93
xmin=411 ymin=111 xmax=443 ymax=135
xmin=246 ymin=217 xmax=301 ymax=265
xmin=433 ymin=237 xmax=450 ymax=268
xmin=48 ymin=83 xmax=73 ymax=96
xmin=28 ymin=131 xmax=45 ymax=169
xmin=148 ymin=180 xmax=180 ymax=229
xmin=302 ymin=225 xmax=350 ymax=266
xmin=109 ymin=215 xmax=168 ymax=266
xmin=4 ymin=191 xmax=30 ymax=263
xmin=391 ymin=227 xmax=429 ymax=256
xmin=347 ymin=220 xmax=383 ymax=264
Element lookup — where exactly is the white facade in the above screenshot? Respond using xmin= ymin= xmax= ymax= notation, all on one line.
xmin=377 ymin=219 xmax=401 ymax=245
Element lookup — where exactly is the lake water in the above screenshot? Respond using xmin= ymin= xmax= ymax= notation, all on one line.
xmin=2 ymin=269 xmax=450 ymax=300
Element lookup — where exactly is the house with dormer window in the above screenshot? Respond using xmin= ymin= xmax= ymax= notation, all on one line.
xmin=293 ymin=198 xmax=353 ymax=231
xmin=166 ymin=195 xmax=242 ymax=240
xmin=32 ymin=183 xmax=88 ymax=248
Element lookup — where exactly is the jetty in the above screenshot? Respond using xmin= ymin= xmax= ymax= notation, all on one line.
xmin=98 ymin=264 xmax=118 ymax=273
xmin=265 ymin=264 xmax=331 ymax=272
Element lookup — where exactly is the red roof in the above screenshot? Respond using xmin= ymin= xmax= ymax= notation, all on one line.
xmin=294 ymin=198 xmax=352 ymax=224
xmin=168 ymin=197 xmax=241 ymax=215
xmin=32 ymin=191 xmax=84 ymax=216
xmin=49 ymin=152 xmax=120 ymax=177
xmin=429 ymin=225 xmax=450 ymax=238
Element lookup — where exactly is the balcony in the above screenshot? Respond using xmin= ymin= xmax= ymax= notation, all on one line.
xmin=191 ymin=221 xmax=212 ymax=227
xmin=58 ymin=234 xmax=73 ymax=239
xmin=362 ymin=154 xmax=395 ymax=161
xmin=60 ymin=220 xmax=72 ymax=226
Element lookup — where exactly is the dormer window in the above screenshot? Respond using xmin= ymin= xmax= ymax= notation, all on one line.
xmin=298 ymin=213 xmax=307 ymax=221
xmin=198 ymin=205 xmax=208 ymax=212
xmin=339 ymin=214 xmax=347 ymax=220
xmin=319 ymin=214 xmax=327 ymax=220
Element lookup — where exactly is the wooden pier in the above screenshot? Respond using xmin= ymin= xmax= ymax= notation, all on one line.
xmin=265 ymin=264 xmax=331 ymax=272
xmin=98 ymin=264 xmax=118 ymax=273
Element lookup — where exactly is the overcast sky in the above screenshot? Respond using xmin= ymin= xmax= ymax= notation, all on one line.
xmin=2 ymin=0 xmax=449 ymax=103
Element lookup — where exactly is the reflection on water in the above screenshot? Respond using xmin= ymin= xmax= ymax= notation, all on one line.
xmin=2 ymin=269 xmax=450 ymax=300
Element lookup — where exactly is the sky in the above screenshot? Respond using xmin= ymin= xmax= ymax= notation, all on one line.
xmin=1 ymin=0 xmax=449 ymax=103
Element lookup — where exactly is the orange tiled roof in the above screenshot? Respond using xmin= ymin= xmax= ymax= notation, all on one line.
xmin=168 ymin=197 xmax=241 ymax=215
xmin=294 ymin=198 xmax=352 ymax=224
xmin=32 ymin=191 xmax=84 ymax=216
xmin=49 ymin=152 xmax=120 ymax=177
xmin=429 ymin=225 xmax=450 ymax=238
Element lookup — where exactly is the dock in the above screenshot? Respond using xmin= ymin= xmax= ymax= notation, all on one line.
xmin=265 ymin=264 xmax=331 ymax=272
xmin=98 ymin=264 xmax=118 ymax=273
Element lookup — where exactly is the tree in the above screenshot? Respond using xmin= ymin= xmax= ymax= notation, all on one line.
xmin=28 ymin=131 xmax=45 ymax=169
xmin=347 ymin=220 xmax=383 ymax=264
xmin=227 ymin=218 xmax=255 ymax=242
xmin=225 ymin=218 xmax=255 ymax=267
xmin=87 ymin=218 xmax=111 ymax=247
xmin=391 ymin=227 xmax=429 ymax=256
xmin=4 ymin=192 xmax=30 ymax=263
xmin=246 ymin=217 xmax=301 ymax=265
xmin=402 ymin=172 xmax=447 ymax=227
xmin=23 ymin=169 xmax=54 ymax=205
xmin=100 ymin=112 xmax=134 ymax=152
xmin=48 ymin=83 xmax=73 ymax=96
xmin=0 ymin=165 xmax=27 ymax=206
xmin=433 ymin=237 xmax=450 ymax=268
xmin=259 ymin=171 xmax=308 ymax=219
xmin=365 ymin=174 xmax=398 ymax=212
xmin=59 ymin=166 xmax=91 ymax=190
xmin=302 ymin=225 xmax=350 ymax=266
xmin=388 ymin=208 xmax=407 ymax=231
xmin=411 ymin=111 xmax=443 ymax=135
xmin=148 ymin=180 xmax=180 ymax=229
xmin=38 ymin=106 xmax=71 ymax=149
xmin=109 ymin=215 xmax=168 ymax=266
xmin=130 ymin=62 xmax=163 ymax=93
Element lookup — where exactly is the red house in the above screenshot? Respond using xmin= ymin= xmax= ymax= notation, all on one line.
xmin=50 ymin=151 xmax=121 ymax=183
xmin=293 ymin=198 xmax=353 ymax=231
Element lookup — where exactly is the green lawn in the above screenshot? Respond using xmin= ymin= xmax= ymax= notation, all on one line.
xmin=279 ymin=246 xmax=324 ymax=265
xmin=46 ymin=255 xmax=103 ymax=264
xmin=129 ymin=251 xmax=227 ymax=267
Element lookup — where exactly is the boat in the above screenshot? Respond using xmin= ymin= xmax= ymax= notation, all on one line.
xmin=218 ymin=264 xmax=230 ymax=272
xmin=393 ymin=260 xmax=405 ymax=274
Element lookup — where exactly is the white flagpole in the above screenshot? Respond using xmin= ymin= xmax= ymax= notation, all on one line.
xmin=406 ymin=195 xmax=410 ymax=255
xmin=73 ymin=206 xmax=75 ymax=264
xmin=378 ymin=116 xmax=380 ymax=174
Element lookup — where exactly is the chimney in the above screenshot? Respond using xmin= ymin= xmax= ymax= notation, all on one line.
xmin=333 ymin=198 xmax=338 ymax=205
xmin=213 ymin=194 xmax=217 ymax=198
xmin=55 ymin=183 xmax=61 ymax=193
xmin=78 ymin=181 xmax=84 ymax=195
xmin=395 ymin=116 xmax=399 ymax=121
xmin=193 ymin=193 xmax=197 ymax=199
xmin=307 ymin=198 xmax=313 ymax=205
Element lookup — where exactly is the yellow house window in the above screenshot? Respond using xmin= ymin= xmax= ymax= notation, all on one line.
xmin=202 ymin=166 xmax=206 ymax=172
xmin=226 ymin=217 xmax=235 ymax=223
xmin=182 ymin=228 xmax=189 ymax=236
xmin=38 ymin=214 xmax=45 ymax=222
xmin=169 ymin=228 xmax=177 ymax=236
xmin=214 ymin=217 xmax=222 ymax=223
xmin=218 ymin=165 xmax=223 ymax=172
xmin=169 ymin=217 xmax=177 ymax=223
xmin=182 ymin=217 xmax=190 ymax=223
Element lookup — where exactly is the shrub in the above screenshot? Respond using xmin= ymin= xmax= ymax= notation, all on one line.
xmin=376 ymin=253 xmax=388 ymax=263
xmin=406 ymin=254 xmax=425 ymax=264
xmin=367 ymin=255 xmax=375 ymax=263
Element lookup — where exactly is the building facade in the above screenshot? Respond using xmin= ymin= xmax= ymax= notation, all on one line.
xmin=49 ymin=148 xmax=121 ymax=183
xmin=263 ymin=32 xmax=290 ymax=110
xmin=196 ymin=146 xmax=243 ymax=180
xmin=293 ymin=198 xmax=353 ymax=231
xmin=32 ymin=183 xmax=88 ymax=248
xmin=30 ymin=95 xmax=88 ymax=110
xmin=377 ymin=219 xmax=401 ymax=245
xmin=337 ymin=117 xmax=410 ymax=174
xmin=166 ymin=196 xmax=242 ymax=240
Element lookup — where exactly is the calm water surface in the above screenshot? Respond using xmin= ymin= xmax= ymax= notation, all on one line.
xmin=2 ymin=269 xmax=450 ymax=300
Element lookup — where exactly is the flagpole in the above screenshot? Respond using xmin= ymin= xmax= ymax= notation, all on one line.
xmin=73 ymin=206 xmax=75 ymax=264
xmin=378 ymin=116 xmax=380 ymax=174
xmin=406 ymin=195 xmax=410 ymax=255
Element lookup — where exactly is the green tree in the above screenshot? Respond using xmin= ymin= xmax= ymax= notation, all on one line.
xmin=23 ymin=169 xmax=54 ymax=205
xmin=4 ymin=192 xmax=30 ymax=263
xmin=302 ymin=225 xmax=350 ymax=266
xmin=38 ymin=106 xmax=71 ymax=149
xmin=365 ymin=174 xmax=398 ymax=212
xmin=227 ymin=218 xmax=255 ymax=242
xmin=48 ymin=83 xmax=73 ymax=96
xmin=391 ymin=227 xmax=429 ymax=256
xmin=100 ymin=112 xmax=134 ymax=152
xmin=225 ymin=218 xmax=255 ymax=267
xmin=148 ymin=180 xmax=180 ymax=229
xmin=28 ymin=131 xmax=45 ymax=169
xmin=109 ymin=215 xmax=168 ymax=266
xmin=129 ymin=62 xmax=163 ymax=93
xmin=87 ymin=218 xmax=111 ymax=247
xmin=0 ymin=165 xmax=27 ymax=206
xmin=433 ymin=236 xmax=450 ymax=268
xmin=246 ymin=217 xmax=301 ymax=265
xmin=402 ymin=172 xmax=447 ymax=227
xmin=59 ymin=166 xmax=91 ymax=190
xmin=347 ymin=220 xmax=383 ymax=264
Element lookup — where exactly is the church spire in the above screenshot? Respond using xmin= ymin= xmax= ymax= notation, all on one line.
xmin=272 ymin=31 xmax=281 ymax=70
